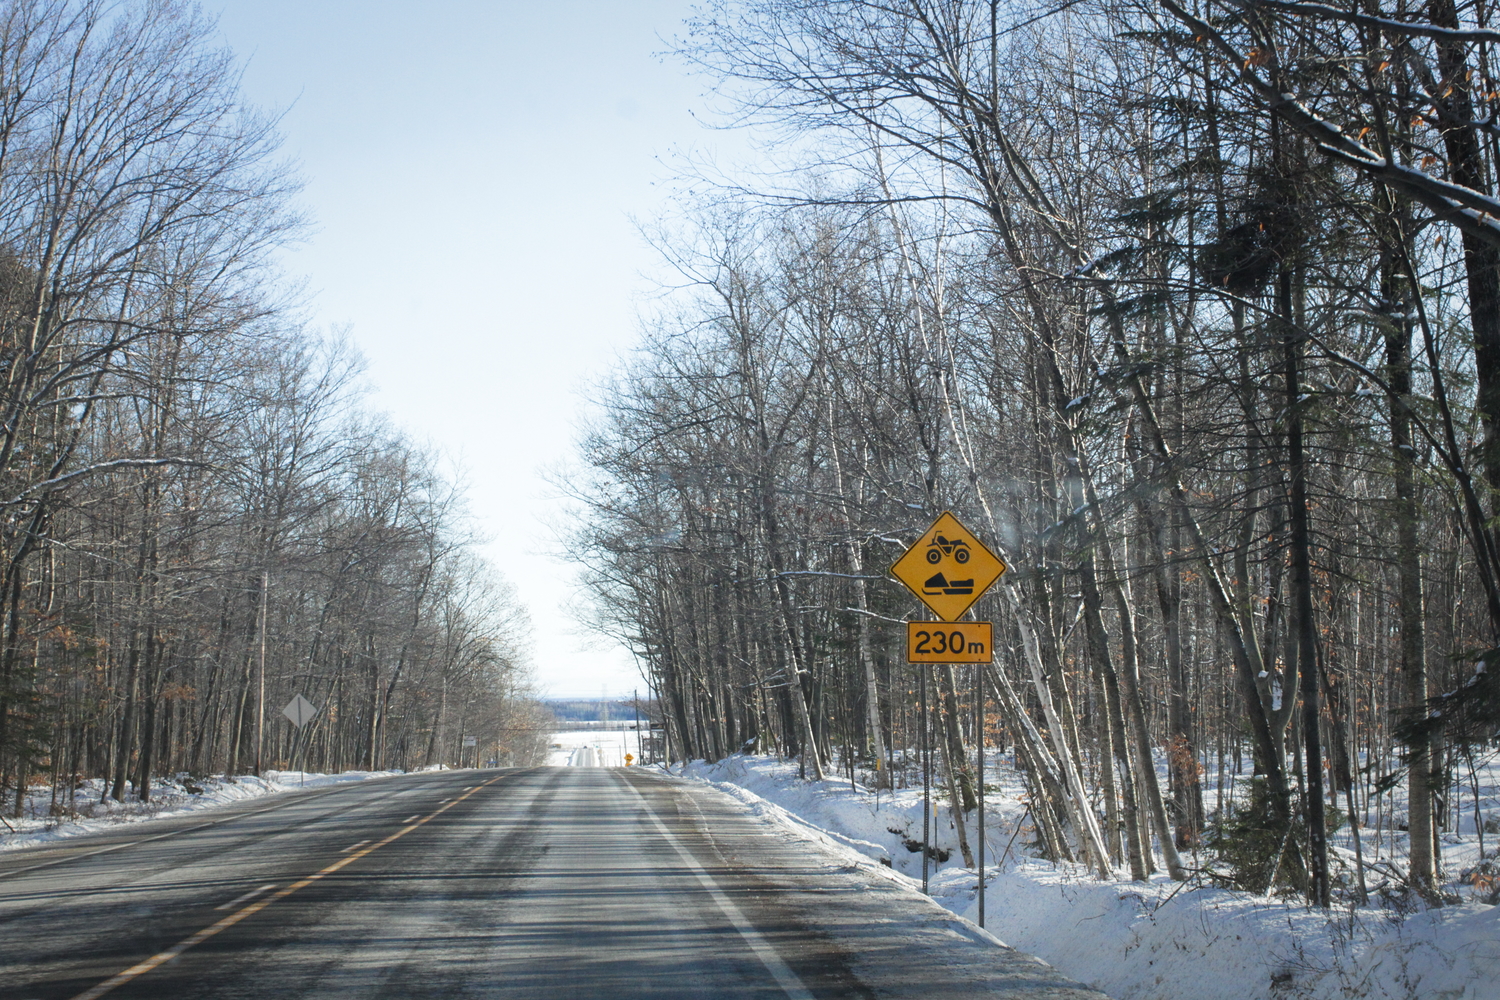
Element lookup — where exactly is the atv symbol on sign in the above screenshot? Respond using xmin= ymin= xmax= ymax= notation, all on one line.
xmin=925 ymin=534 xmax=971 ymax=564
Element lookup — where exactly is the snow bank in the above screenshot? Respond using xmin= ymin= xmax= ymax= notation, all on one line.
xmin=0 ymin=768 xmax=402 ymax=854
xmin=676 ymin=754 xmax=1498 ymax=1000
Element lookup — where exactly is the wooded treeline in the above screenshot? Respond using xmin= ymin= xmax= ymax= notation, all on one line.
xmin=569 ymin=0 xmax=1500 ymax=904
xmin=0 ymin=0 xmax=541 ymax=816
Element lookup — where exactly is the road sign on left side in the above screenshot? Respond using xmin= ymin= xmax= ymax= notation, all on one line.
xmin=281 ymin=693 xmax=318 ymax=728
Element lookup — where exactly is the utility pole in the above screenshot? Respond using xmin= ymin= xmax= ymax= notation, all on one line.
xmin=255 ymin=569 xmax=268 ymax=777
xmin=633 ymin=689 xmax=642 ymax=763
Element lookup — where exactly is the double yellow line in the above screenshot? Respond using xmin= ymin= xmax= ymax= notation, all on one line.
xmin=70 ymin=774 xmax=506 ymax=1000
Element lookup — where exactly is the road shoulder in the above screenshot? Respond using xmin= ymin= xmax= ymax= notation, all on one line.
xmin=622 ymin=768 xmax=1114 ymax=1000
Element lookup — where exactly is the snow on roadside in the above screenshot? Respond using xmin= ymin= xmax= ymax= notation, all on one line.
xmin=674 ymin=754 xmax=1498 ymax=1000
xmin=0 ymin=768 xmax=407 ymax=854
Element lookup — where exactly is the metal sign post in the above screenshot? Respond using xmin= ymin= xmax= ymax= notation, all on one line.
xmin=892 ymin=512 xmax=1006 ymax=898
xmin=920 ymin=662 xmax=930 ymax=896
xmin=976 ymin=666 xmax=986 ymax=928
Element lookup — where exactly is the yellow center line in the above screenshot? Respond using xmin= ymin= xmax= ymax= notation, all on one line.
xmin=68 ymin=775 xmax=508 ymax=1000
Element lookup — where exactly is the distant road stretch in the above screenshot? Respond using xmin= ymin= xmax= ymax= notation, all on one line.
xmin=0 ymin=767 xmax=1110 ymax=999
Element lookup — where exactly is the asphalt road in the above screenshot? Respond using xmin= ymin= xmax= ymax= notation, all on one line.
xmin=0 ymin=767 xmax=1111 ymax=999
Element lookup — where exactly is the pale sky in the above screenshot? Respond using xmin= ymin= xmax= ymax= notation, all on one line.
xmin=212 ymin=1 xmax=743 ymax=699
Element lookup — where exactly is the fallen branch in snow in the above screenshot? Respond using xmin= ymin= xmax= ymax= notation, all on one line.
xmin=996 ymin=804 xmax=1032 ymax=871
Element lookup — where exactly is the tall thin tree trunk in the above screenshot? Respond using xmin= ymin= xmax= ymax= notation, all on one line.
xmin=1081 ymin=559 xmax=1147 ymax=880
xmin=1282 ymin=263 xmax=1329 ymax=907
xmin=1382 ymin=213 xmax=1437 ymax=895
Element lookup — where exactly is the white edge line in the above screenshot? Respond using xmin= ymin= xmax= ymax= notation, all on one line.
xmin=617 ymin=774 xmax=816 ymax=1000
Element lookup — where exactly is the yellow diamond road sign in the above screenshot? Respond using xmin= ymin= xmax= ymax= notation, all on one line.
xmin=891 ymin=511 xmax=1007 ymax=622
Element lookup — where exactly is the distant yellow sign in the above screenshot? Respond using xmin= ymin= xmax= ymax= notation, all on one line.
xmin=890 ymin=511 xmax=1007 ymax=621
xmin=907 ymin=621 xmax=993 ymax=663
xmin=624 ymin=753 xmax=635 ymax=765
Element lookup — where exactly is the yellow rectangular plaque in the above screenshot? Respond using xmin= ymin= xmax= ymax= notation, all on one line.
xmin=906 ymin=621 xmax=994 ymax=663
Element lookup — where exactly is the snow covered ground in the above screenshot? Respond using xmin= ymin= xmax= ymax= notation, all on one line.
xmin=547 ymin=728 xmax=642 ymax=767
xmin=0 ymin=768 xmax=405 ymax=854
xmin=671 ymin=753 xmax=1500 ymax=1000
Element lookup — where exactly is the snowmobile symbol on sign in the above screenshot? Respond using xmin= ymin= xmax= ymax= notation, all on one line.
xmin=890 ymin=511 xmax=1007 ymax=621
xmin=922 ymin=571 xmax=974 ymax=596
